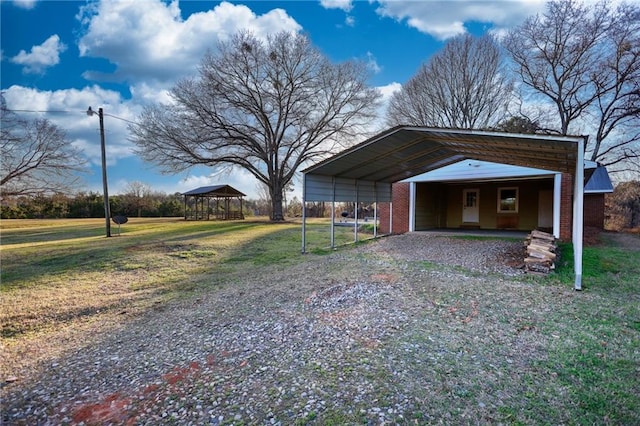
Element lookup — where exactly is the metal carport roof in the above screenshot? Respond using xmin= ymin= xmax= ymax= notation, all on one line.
xmin=303 ymin=126 xmax=584 ymax=202
xmin=301 ymin=126 xmax=587 ymax=290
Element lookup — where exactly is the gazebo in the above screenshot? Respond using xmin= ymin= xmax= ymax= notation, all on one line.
xmin=182 ymin=185 xmax=246 ymax=220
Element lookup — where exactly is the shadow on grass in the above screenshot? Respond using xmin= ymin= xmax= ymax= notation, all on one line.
xmin=0 ymin=223 xmax=108 ymax=245
xmin=0 ymin=220 xmax=355 ymax=291
xmin=1 ymin=220 xmax=315 ymax=339
xmin=0 ymin=221 xmax=279 ymax=288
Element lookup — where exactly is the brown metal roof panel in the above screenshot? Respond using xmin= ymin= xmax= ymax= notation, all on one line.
xmin=331 ymin=141 xmax=456 ymax=180
xmin=361 ymin=154 xmax=467 ymax=183
xmin=303 ymin=126 xmax=583 ymax=183
xmin=302 ymin=126 xmax=416 ymax=174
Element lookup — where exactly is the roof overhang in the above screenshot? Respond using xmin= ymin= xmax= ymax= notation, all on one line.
xmin=303 ymin=126 xmax=586 ymax=202
xmin=402 ymin=159 xmax=557 ymax=184
xmin=584 ymin=166 xmax=614 ymax=194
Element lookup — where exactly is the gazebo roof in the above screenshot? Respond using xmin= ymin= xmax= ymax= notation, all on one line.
xmin=182 ymin=185 xmax=246 ymax=197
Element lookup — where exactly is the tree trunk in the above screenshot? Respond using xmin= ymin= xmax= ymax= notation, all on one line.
xmin=270 ymin=185 xmax=285 ymax=221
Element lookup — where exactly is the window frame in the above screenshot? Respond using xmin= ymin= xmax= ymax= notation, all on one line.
xmin=497 ymin=187 xmax=519 ymax=213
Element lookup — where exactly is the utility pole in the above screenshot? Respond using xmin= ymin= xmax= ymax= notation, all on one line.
xmin=87 ymin=106 xmax=111 ymax=237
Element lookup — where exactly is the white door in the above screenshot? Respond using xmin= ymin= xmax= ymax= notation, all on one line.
xmin=538 ymin=190 xmax=553 ymax=228
xmin=462 ymin=189 xmax=479 ymax=223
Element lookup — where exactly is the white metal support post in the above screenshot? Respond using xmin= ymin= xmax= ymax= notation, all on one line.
xmin=573 ymin=138 xmax=585 ymax=290
xmin=301 ymin=175 xmax=307 ymax=254
xmin=373 ymin=182 xmax=378 ymax=238
xmin=354 ymin=181 xmax=359 ymax=243
xmin=330 ymin=177 xmax=336 ymax=249
xmin=553 ymin=173 xmax=562 ymax=239
xmin=409 ymin=182 xmax=416 ymax=232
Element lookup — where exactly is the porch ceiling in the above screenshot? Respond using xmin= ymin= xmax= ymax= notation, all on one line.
xmin=303 ymin=126 xmax=585 ymax=184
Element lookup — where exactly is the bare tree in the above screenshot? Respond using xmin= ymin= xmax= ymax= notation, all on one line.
xmin=503 ymin=0 xmax=640 ymax=172
xmin=1 ymin=98 xmax=85 ymax=197
xmin=495 ymin=116 xmax=542 ymax=134
xmin=121 ymin=181 xmax=154 ymax=217
xmin=606 ymin=180 xmax=640 ymax=230
xmin=130 ymin=31 xmax=381 ymax=221
xmin=386 ymin=34 xmax=513 ymax=129
xmin=590 ymin=2 xmax=640 ymax=170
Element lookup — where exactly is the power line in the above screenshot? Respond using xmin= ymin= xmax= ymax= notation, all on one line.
xmin=4 ymin=108 xmax=141 ymax=126
xmin=102 ymin=112 xmax=140 ymax=126
xmin=5 ymin=108 xmax=78 ymax=114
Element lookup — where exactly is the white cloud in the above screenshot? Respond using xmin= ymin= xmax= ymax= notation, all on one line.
xmin=366 ymin=52 xmax=382 ymax=74
xmin=378 ymin=81 xmax=402 ymax=99
xmin=3 ymin=85 xmax=140 ymax=167
xmin=366 ymin=81 xmax=402 ymax=134
xmin=374 ymin=0 xmax=545 ymax=40
xmin=3 ymin=83 xmax=265 ymax=197
xmin=129 ymin=82 xmax=174 ymax=106
xmin=319 ymin=0 xmax=353 ymax=12
xmin=345 ymin=15 xmax=355 ymax=27
xmin=11 ymin=34 xmax=67 ymax=74
xmin=12 ymin=0 xmax=37 ymax=10
xmin=76 ymin=0 xmax=302 ymax=86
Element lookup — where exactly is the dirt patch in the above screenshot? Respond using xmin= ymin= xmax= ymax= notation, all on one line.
xmin=583 ymin=226 xmax=602 ymax=246
xmin=599 ymin=230 xmax=640 ymax=250
xmin=369 ymin=233 xmax=527 ymax=276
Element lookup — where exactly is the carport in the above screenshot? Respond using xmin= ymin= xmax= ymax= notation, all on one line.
xmin=301 ymin=126 xmax=586 ymax=289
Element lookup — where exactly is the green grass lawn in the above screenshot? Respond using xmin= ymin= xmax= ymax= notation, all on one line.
xmin=0 ymin=217 xmax=367 ymax=339
xmin=535 ymin=239 xmax=640 ymax=425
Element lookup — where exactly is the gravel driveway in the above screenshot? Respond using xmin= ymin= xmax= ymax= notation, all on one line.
xmin=3 ymin=233 xmax=540 ymax=425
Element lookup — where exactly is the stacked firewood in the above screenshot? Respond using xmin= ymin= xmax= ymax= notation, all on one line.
xmin=524 ymin=230 xmax=557 ymax=275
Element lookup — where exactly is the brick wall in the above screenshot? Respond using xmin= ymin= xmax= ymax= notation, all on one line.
xmin=559 ymin=172 xmax=573 ymax=241
xmin=379 ymin=202 xmax=390 ymax=233
xmin=379 ymin=182 xmax=410 ymax=234
xmin=584 ymin=194 xmax=605 ymax=229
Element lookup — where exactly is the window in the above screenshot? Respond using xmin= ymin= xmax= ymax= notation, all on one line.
xmin=498 ymin=187 xmax=518 ymax=213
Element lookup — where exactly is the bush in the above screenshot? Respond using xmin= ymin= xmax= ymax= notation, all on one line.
xmin=606 ymin=181 xmax=640 ymax=231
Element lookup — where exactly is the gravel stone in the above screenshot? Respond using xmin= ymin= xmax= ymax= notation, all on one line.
xmin=2 ymin=233 xmax=530 ymax=425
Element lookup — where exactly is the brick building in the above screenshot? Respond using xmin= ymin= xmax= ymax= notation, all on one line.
xmin=302 ymin=126 xmax=599 ymax=288
xmin=377 ymin=161 xmax=612 ymax=241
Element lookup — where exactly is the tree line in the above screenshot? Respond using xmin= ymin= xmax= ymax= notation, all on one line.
xmin=606 ymin=181 xmax=640 ymax=231
xmin=0 ymin=190 xmax=183 ymax=220
xmin=0 ymin=183 xmax=313 ymax=220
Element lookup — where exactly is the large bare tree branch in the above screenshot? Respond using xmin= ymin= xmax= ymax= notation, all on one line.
xmin=503 ymin=0 xmax=640 ymax=175
xmin=386 ymin=34 xmax=512 ymax=130
xmin=1 ymin=99 xmax=86 ymax=197
xmin=130 ymin=31 xmax=380 ymax=220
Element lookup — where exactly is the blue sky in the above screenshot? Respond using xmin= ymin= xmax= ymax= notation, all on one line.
xmin=1 ymin=0 xmax=547 ymax=199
